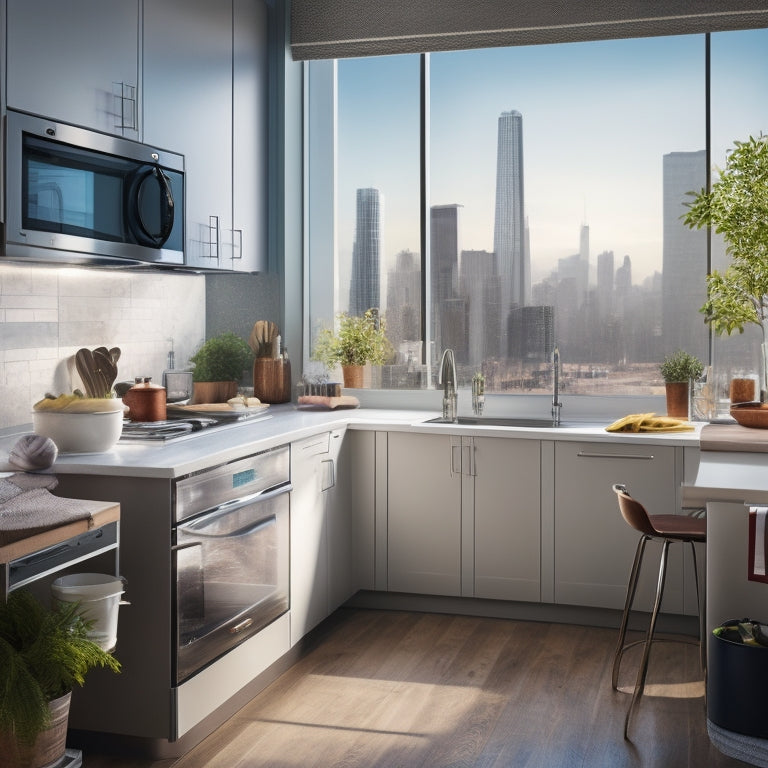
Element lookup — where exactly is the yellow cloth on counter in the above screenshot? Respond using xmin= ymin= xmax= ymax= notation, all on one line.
xmin=605 ymin=412 xmax=695 ymax=433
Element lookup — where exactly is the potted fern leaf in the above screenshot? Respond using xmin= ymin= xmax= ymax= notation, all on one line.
xmin=0 ymin=590 xmax=121 ymax=768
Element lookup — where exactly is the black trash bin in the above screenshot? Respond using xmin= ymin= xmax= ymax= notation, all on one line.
xmin=708 ymin=620 xmax=768 ymax=738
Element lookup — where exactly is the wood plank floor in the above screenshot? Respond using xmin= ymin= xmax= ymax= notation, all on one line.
xmin=80 ymin=608 xmax=750 ymax=768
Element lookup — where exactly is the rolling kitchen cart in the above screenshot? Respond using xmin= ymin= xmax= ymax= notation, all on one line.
xmin=0 ymin=499 xmax=120 ymax=601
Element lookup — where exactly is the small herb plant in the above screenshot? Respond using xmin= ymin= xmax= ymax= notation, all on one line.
xmin=0 ymin=590 xmax=121 ymax=745
xmin=659 ymin=349 xmax=704 ymax=383
xmin=190 ymin=332 xmax=254 ymax=383
xmin=312 ymin=309 xmax=391 ymax=368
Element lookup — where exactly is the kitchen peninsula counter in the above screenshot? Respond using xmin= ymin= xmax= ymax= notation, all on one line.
xmin=683 ymin=424 xmax=768 ymax=767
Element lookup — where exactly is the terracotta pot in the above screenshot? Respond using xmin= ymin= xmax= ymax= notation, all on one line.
xmin=342 ymin=365 xmax=365 ymax=389
xmin=123 ymin=377 xmax=167 ymax=421
xmin=0 ymin=691 xmax=71 ymax=768
xmin=665 ymin=381 xmax=689 ymax=418
xmin=191 ymin=381 xmax=239 ymax=404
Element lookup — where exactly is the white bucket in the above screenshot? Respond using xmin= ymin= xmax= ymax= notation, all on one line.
xmin=51 ymin=573 xmax=125 ymax=652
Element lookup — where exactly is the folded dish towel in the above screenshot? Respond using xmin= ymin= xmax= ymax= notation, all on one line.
xmin=0 ymin=473 xmax=94 ymax=546
xmin=605 ymin=412 xmax=695 ymax=433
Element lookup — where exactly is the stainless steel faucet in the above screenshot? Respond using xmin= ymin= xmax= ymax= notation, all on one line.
xmin=439 ymin=348 xmax=458 ymax=422
xmin=552 ymin=345 xmax=562 ymax=425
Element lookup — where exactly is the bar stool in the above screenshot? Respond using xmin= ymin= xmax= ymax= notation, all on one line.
xmin=611 ymin=483 xmax=706 ymax=739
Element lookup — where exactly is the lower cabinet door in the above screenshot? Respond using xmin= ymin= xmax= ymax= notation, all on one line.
xmin=473 ymin=437 xmax=541 ymax=602
xmin=387 ymin=432 xmax=462 ymax=596
xmin=554 ymin=440 xmax=684 ymax=612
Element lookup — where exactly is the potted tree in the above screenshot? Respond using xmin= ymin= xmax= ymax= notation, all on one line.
xmin=0 ymin=590 xmax=121 ymax=768
xmin=659 ymin=349 xmax=704 ymax=417
xmin=189 ymin=332 xmax=254 ymax=404
xmin=312 ymin=309 xmax=392 ymax=388
xmin=684 ymin=133 xmax=768 ymax=401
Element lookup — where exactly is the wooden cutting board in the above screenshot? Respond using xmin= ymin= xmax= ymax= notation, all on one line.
xmin=297 ymin=395 xmax=360 ymax=410
xmin=700 ymin=423 xmax=768 ymax=453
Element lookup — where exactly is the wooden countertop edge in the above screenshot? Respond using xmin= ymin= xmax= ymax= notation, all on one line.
xmin=0 ymin=500 xmax=120 ymax=563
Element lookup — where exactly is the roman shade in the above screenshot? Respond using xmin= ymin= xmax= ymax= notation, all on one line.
xmin=290 ymin=0 xmax=768 ymax=60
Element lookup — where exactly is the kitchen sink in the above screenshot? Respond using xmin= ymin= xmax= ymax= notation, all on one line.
xmin=425 ymin=416 xmax=570 ymax=428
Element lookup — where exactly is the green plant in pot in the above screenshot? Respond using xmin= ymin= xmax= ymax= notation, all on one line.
xmin=312 ymin=309 xmax=392 ymax=388
xmin=683 ymin=133 xmax=768 ymax=401
xmin=189 ymin=332 xmax=254 ymax=403
xmin=659 ymin=349 xmax=704 ymax=418
xmin=0 ymin=590 xmax=121 ymax=768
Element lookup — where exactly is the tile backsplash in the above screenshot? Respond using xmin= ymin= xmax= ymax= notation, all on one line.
xmin=0 ymin=264 xmax=206 ymax=429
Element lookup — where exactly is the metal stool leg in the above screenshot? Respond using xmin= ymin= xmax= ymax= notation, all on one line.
xmin=612 ymin=535 xmax=649 ymax=690
xmin=624 ymin=538 xmax=671 ymax=739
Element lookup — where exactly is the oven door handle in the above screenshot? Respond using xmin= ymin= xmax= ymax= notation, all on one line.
xmin=179 ymin=483 xmax=290 ymax=537
xmin=171 ymin=541 xmax=203 ymax=552
xmin=184 ymin=513 xmax=277 ymax=540
xmin=182 ymin=482 xmax=291 ymax=522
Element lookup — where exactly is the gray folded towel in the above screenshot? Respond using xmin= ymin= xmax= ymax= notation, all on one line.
xmin=0 ymin=473 xmax=94 ymax=546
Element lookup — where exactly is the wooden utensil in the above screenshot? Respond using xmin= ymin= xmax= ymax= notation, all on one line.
xmin=93 ymin=348 xmax=119 ymax=395
xmin=75 ymin=348 xmax=100 ymax=398
xmin=264 ymin=321 xmax=279 ymax=357
xmin=249 ymin=321 xmax=266 ymax=357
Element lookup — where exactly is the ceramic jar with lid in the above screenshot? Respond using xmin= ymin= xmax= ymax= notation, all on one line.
xmin=123 ymin=377 xmax=167 ymax=422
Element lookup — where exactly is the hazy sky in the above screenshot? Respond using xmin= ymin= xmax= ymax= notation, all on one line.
xmin=337 ymin=29 xmax=768 ymax=288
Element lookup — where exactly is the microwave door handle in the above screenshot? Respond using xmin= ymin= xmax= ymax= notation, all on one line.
xmin=127 ymin=165 xmax=175 ymax=247
xmin=153 ymin=166 xmax=175 ymax=243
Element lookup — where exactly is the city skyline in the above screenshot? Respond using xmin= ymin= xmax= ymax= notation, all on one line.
xmin=337 ymin=29 xmax=768 ymax=296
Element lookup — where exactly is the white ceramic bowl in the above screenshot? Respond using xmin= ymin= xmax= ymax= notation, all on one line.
xmin=32 ymin=409 xmax=124 ymax=453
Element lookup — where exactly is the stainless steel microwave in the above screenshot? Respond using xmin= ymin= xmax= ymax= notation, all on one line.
xmin=3 ymin=110 xmax=184 ymax=267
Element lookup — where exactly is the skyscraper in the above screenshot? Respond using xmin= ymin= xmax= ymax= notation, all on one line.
xmin=662 ymin=150 xmax=707 ymax=360
xmin=430 ymin=204 xmax=462 ymax=353
xmin=493 ymin=110 xmax=528 ymax=318
xmin=349 ymin=188 xmax=382 ymax=316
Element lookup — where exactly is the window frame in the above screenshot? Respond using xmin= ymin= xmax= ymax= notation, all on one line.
xmin=303 ymin=39 xmax=723 ymax=419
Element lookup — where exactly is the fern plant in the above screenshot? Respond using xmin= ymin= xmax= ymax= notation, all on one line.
xmin=0 ymin=590 xmax=121 ymax=746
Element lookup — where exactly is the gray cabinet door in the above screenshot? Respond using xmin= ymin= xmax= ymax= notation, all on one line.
xmin=143 ymin=0 xmax=233 ymax=270
xmin=387 ymin=432 xmax=462 ymax=595
xmin=232 ymin=0 xmax=269 ymax=273
xmin=7 ymin=0 xmax=139 ymax=139
xmin=554 ymin=440 xmax=684 ymax=612
xmin=473 ymin=437 xmax=541 ymax=602
xmin=290 ymin=432 xmax=330 ymax=646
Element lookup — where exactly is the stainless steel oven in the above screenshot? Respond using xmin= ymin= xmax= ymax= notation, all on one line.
xmin=172 ymin=446 xmax=290 ymax=684
xmin=3 ymin=109 xmax=184 ymax=267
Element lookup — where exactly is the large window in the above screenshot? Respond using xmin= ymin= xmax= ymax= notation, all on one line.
xmin=307 ymin=30 xmax=768 ymax=398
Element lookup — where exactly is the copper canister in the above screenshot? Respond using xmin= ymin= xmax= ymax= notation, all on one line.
xmin=123 ymin=376 xmax=167 ymax=421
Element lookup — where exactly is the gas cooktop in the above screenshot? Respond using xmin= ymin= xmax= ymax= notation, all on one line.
xmin=119 ymin=411 xmax=272 ymax=442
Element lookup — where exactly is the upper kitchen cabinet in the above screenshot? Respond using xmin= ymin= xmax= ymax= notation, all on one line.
xmin=232 ymin=0 xmax=269 ymax=273
xmin=143 ymin=0 xmax=268 ymax=272
xmin=6 ymin=0 xmax=140 ymax=140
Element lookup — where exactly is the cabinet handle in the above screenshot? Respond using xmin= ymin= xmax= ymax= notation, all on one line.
xmin=576 ymin=451 xmax=654 ymax=460
xmin=233 ymin=229 xmax=243 ymax=260
xmin=206 ymin=216 xmax=220 ymax=260
xmin=450 ymin=444 xmax=461 ymax=476
xmin=462 ymin=444 xmax=476 ymax=477
xmin=113 ymin=81 xmax=136 ymax=131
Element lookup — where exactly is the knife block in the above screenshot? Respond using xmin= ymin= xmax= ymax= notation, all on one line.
xmin=253 ymin=358 xmax=291 ymax=404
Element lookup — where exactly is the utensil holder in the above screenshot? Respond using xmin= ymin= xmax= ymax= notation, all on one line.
xmin=253 ymin=359 xmax=291 ymax=403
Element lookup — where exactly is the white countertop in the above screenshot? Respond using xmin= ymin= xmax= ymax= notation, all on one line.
xmin=0 ymin=405 xmax=703 ymax=480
